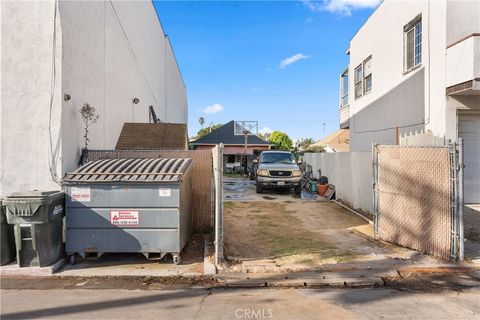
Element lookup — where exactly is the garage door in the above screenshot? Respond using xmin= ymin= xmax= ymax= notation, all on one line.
xmin=458 ymin=114 xmax=480 ymax=203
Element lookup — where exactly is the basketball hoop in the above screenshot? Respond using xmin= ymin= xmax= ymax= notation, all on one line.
xmin=234 ymin=121 xmax=258 ymax=136
xmin=233 ymin=121 xmax=258 ymax=175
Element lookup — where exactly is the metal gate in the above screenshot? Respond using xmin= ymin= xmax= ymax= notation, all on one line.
xmin=373 ymin=140 xmax=465 ymax=261
xmin=212 ymin=144 xmax=224 ymax=266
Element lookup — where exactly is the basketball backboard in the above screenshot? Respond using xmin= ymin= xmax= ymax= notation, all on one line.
xmin=234 ymin=121 xmax=258 ymax=135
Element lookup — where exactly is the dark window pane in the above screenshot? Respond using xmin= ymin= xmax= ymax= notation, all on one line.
xmin=355 ymin=83 xmax=362 ymax=98
xmin=354 ymin=65 xmax=362 ymax=82
xmin=406 ymin=29 xmax=414 ymax=69
xmin=415 ymin=22 xmax=422 ymax=35
xmin=364 ymin=75 xmax=372 ymax=93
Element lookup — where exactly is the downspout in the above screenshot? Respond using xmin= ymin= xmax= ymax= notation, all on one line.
xmin=164 ymin=35 xmax=168 ymax=122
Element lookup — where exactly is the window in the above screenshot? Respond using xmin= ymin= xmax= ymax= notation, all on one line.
xmin=340 ymin=69 xmax=349 ymax=107
xmin=354 ymin=64 xmax=362 ymax=99
xmin=404 ymin=18 xmax=422 ymax=71
xmin=363 ymin=56 xmax=372 ymax=94
xmin=260 ymin=153 xmax=295 ymax=164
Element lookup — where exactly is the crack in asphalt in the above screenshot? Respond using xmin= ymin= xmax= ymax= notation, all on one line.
xmin=194 ymin=289 xmax=212 ymax=319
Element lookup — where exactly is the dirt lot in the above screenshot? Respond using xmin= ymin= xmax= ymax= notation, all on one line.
xmin=223 ymin=178 xmax=437 ymax=273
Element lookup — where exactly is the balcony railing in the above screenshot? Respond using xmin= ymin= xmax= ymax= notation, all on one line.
xmin=446 ymin=34 xmax=480 ymax=90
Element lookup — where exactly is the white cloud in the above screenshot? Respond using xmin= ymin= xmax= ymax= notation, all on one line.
xmin=202 ymin=103 xmax=223 ymax=114
xmin=302 ymin=0 xmax=382 ymax=16
xmin=305 ymin=17 xmax=314 ymax=23
xmin=259 ymin=127 xmax=273 ymax=135
xmin=279 ymin=53 xmax=310 ymax=69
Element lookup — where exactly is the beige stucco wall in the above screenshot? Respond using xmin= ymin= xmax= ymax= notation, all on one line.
xmin=0 ymin=0 xmax=188 ymax=197
xmin=304 ymin=152 xmax=374 ymax=214
xmin=345 ymin=0 xmax=478 ymax=151
xmin=446 ymin=0 xmax=480 ymax=46
xmin=1 ymin=0 xmax=63 ymax=196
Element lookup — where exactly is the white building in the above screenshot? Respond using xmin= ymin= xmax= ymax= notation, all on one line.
xmin=0 ymin=0 xmax=188 ymax=198
xmin=338 ymin=0 xmax=479 ymax=203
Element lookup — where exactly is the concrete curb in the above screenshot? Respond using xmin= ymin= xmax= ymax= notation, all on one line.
xmin=214 ymin=265 xmax=480 ymax=289
xmin=0 ymin=259 xmax=65 ymax=277
xmin=1 ymin=261 xmax=478 ymax=288
xmin=216 ymin=272 xmax=385 ymax=288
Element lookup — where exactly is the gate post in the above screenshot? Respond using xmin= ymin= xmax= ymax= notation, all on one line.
xmin=458 ymin=138 xmax=465 ymax=261
xmin=372 ymin=143 xmax=379 ymax=239
xmin=214 ymin=143 xmax=224 ymax=266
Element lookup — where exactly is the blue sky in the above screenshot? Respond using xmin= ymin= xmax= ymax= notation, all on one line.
xmin=153 ymin=0 xmax=380 ymax=140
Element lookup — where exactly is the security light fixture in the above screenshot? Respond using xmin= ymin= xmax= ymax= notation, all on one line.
xmin=64 ymin=94 xmax=71 ymax=101
xmin=133 ymin=97 xmax=140 ymax=104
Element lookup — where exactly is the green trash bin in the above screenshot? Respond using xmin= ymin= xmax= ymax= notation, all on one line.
xmin=1 ymin=200 xmax=16 ymax=265
xmin=4 ymin=191 xmax=65 ymax=267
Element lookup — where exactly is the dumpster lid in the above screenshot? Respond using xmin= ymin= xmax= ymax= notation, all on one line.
xmin=64 ymin=158 xmax=192 ymax=183
xmin=6 ymin=190 xmax=63 ymax=199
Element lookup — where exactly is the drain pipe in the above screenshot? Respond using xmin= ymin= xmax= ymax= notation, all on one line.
xmin=458 ymin=138 xmax=464 ymax=261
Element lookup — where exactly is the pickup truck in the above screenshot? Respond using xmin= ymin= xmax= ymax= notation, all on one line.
xmin=254 ymin=151 xmax=302 ymax=194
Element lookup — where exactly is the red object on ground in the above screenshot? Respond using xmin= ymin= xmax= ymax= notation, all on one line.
xmin=317 ymin=183 xmax=329 ymax=196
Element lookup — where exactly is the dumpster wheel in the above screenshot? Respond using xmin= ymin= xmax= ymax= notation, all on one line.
xmin=68 ymin=254 xmax=76 ymax=265
xmin=172 ymin=253 xmax=181 ymax=265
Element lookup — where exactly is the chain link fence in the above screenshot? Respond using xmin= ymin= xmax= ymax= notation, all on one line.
xmin=373 ymin=143 xmax=464 ymax=261
xmin=84 ymin=149 xmax=214 ymax=233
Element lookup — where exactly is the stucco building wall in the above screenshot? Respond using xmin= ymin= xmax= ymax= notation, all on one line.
xmin=0 ymin=0 xmax=188 ymax=197
xmin=304 ymin=152 xmax=373 ymax=214
xmin=345 ymin=0 xmax=473 ymax=151
xmin=1 ymin=0 xmax=63 ymax=197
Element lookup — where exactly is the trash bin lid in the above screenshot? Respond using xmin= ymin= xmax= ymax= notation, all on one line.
xmin=64 ymin=158 xmax=192 ymax=184
xmin=6 ymin=190 xmax=64 ymax=199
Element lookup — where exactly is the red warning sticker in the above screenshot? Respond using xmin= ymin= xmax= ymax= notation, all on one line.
xmin=110 ymin=210 xmax=139 ymax=226
xmin=71 ymin=187 xmax=91 ymax=202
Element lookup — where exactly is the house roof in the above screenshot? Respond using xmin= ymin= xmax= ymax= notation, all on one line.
xmin=310 ymin=129 xmax=349 ymax=152
xmin=190 ymin=121 xmax=271 ymax=146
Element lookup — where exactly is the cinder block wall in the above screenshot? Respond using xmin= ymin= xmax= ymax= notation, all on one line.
xmin=304 ymin=152 xmax=373 ymax=214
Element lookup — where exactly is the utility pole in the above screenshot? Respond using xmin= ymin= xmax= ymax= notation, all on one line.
xmin=243 ymin=131 xmax=249 ymax=175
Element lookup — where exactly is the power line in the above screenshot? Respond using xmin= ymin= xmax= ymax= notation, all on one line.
xmin=109 ymin=0 xmax=164 ymax=120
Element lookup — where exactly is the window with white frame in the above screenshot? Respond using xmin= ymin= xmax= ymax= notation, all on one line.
xmin=404 ymin=17 xmax=422 ymax=71
xmin=363 ymin=56 xmax=372 ymax=94
xmin=354 ymin=64 xmax=362 ymax=99
xmin=340 ymin=69 xmax=349 ymax=107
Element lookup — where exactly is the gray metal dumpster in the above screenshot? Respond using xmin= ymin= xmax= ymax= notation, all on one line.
xmin=1 ymin=200 xmax=16 ymax=265
xmin=64 ymin=158 xmax=193 ymax=265
xmin=3 ymin=191 xmax=65 ymax=267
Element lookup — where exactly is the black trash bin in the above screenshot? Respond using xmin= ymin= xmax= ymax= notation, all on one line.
xmin=4 ymin=191 xmax=65 ymax=267
xmin=1 ymin=200 xmax=16 ymax=265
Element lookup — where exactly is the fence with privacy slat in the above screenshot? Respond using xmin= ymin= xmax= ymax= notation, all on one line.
xmin=84 ymin=149 xmax=214 ymax=233
xmin=373 ymin=144 xmax=464 ymax=261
